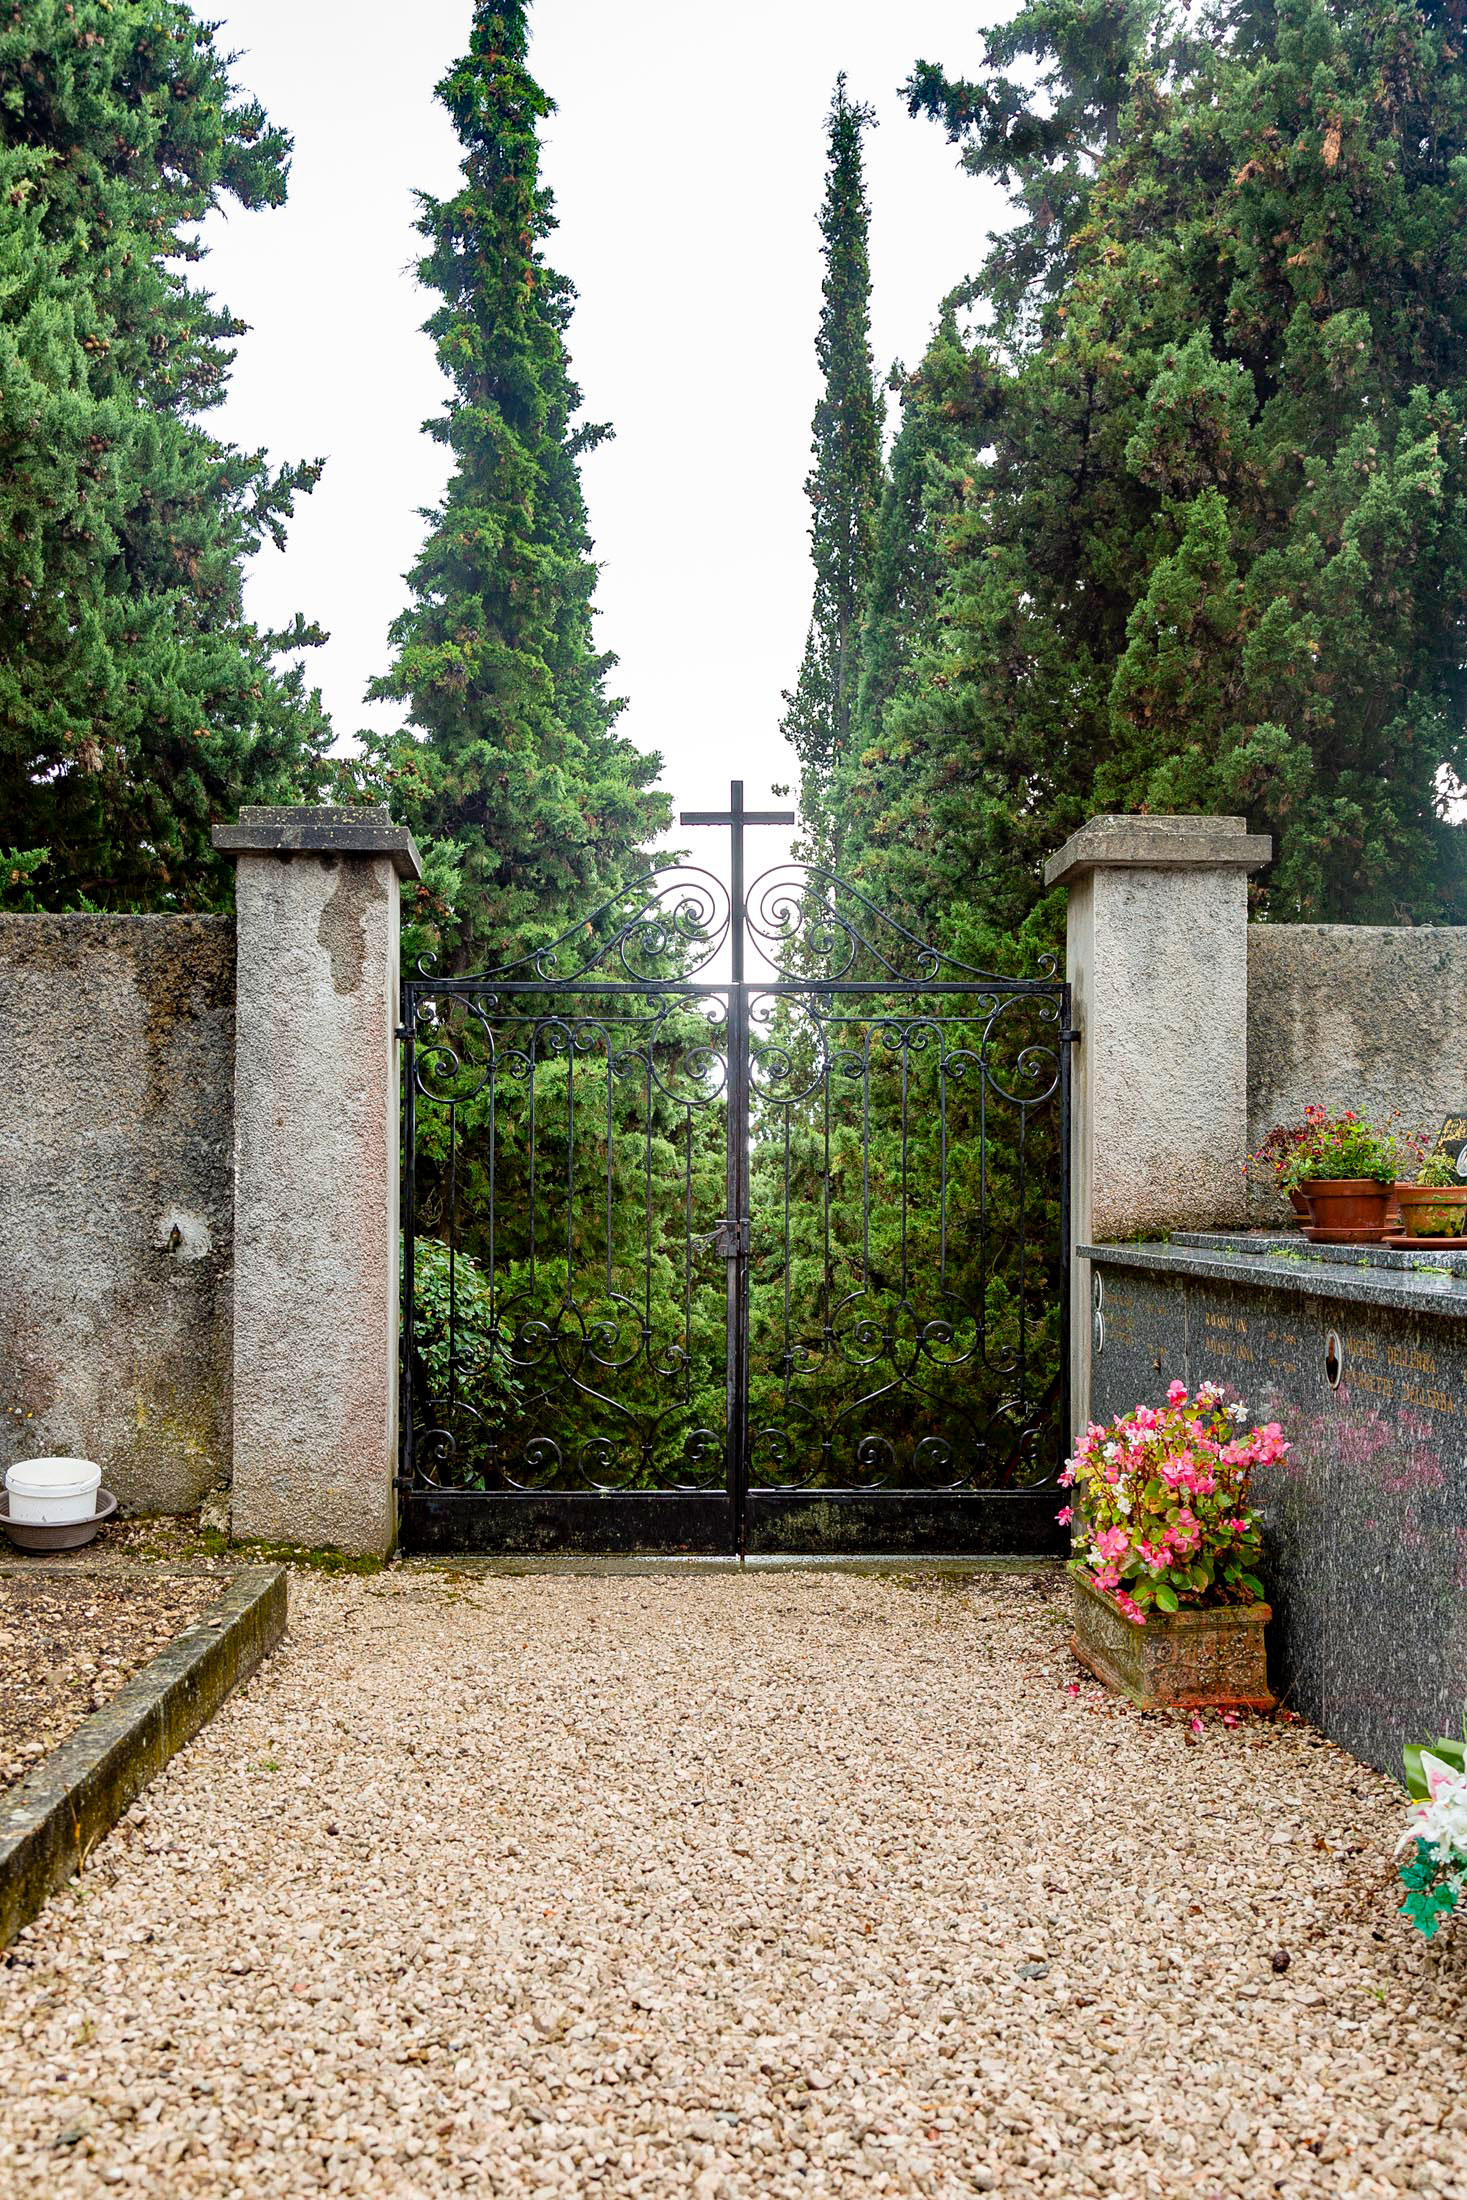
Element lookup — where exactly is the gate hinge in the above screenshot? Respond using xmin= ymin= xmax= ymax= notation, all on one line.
xmin=1060 ymin=1026 xmax=1081 ymax=1045
xmin=712 ymin=1217 xmax=750 ymax=1260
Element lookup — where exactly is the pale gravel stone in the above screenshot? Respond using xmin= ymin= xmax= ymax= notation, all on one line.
xmin=0 ymin=1567 xmax=1463 ymax=2199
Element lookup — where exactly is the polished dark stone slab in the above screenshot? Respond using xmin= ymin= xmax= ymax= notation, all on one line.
xmin=1082 ymin=1233 xmax=1467 ymax=1322
xmin=1086 ymin=1240 xmax=1467 ymax=1777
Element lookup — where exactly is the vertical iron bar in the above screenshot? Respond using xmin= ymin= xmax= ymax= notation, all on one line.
xmin=1059 ymin=986 xmax=1075 ymax=1469
xmin=447 ymin=1098 xmax=458 ymax=1409
xmin=399 ymin=1002 xmax=416 ymax=1507
xmin=727 ymin=785 xmax=749 ymax=1559
xmin=565 ymin=1018 xmax=576 ymax=1298
xmin=781 ymin=1102 xmax=791 ymax=1409
xmin=683 ymin=1106 xmax=693 ymax=1408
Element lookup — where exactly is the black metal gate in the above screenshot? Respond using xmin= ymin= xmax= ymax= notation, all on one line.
xmin=399 ymin=784 xmax=1072 ymax=1555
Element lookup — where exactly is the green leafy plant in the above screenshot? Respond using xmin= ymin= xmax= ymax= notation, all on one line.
xmin=1061 ymin=1381 xmax=1282 ymax=1625
xmin=1414 ymin=1152 xmax=1462 ymax=1190
xmin=1280 ymin=1108 xmax=1402 ymax=1188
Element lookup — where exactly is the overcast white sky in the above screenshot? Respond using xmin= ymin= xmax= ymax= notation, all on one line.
xmin=201 ymin=0 xmax=1009 ymax=840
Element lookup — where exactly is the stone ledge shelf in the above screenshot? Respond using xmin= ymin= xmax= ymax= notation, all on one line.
xmin=1081 ymin=1232 xmax=1467 ymax=1321
xmin=212 ymin=802 xmax=423 ymax=881
xmin=1083 ymin=1231 xmax=1467 ymax=1777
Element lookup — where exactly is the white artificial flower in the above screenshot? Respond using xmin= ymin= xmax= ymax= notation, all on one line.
xmin=1397 ymin=1756 xmax=1467 ymax=1864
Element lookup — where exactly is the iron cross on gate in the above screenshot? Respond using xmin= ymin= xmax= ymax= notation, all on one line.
xmin=679 ymin=779 xmax=795 ymax=985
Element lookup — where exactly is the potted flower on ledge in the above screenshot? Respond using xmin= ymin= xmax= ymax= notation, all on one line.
xmin=1391 ymin=1150 xmax=1467 ymax=1245
xmin=1064 ymin=1380 xmax=1286 ymax=1711
xmin=1279 ymin=1106 xmax=1402 ymax=1243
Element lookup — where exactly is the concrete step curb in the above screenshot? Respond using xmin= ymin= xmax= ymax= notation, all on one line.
xmin=0 ymin=1564 xmax=287 ymax=1948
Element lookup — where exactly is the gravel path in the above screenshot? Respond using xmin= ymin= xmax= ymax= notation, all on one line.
xmin=0 ymin=1566 xmax=1463 ymax=2199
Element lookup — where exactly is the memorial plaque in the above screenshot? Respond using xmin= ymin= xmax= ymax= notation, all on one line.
xmin=1322 ymin=1301 xmax=1467 ymax=1771
xmin=1184 ymin=1279 xmax=1331 ymax=1722
xmin=1090 ymin=1267 xmax=1187 ymax=1426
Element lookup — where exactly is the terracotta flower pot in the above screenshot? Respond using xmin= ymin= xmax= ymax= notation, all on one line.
xmin=1298 ymin=1177 xmax=1393 ymax=1245
xmin=1394 ymin=1184 xmax=1467 ymax=1240
xmin=1070 ymin=1574 xmax=1275 ymax=1712
xmin=1287 ymin=1186 xmax=1313 ymax=1224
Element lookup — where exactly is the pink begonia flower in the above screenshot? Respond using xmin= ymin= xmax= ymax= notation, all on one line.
xmin=1113 ymin=1589 xmax=1145 ymax=1625
xmin=1167 ymin=1379 xmax=1188 ymax=1405
xmin=1132 ymin=1406 xmax=1160 ymax=1431
xmin=1056 ymin=1506 xmax=1074 ymax=1526
xmin=1092 ymin=1564 xmax=1121 ymax=1592
xmin=1094 ymin=1526 xmax=1130 ymax=1562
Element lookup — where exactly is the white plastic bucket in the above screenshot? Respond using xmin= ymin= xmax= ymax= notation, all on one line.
xmin=5 ymin=1457 xmax=102 ymax=1526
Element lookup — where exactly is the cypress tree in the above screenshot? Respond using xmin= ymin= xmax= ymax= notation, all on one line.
xmin=843 ymin=312 xmax=977 ymax=821
xmin=0 ymin=0 xmax=330 ymax=912
xmin=781 ymin=76 xmax=884 ymax=854
xmin=368 ymin=1 xmax=667 ymax=972
xmin=843 ymin=0 xmax=1467 ymax=940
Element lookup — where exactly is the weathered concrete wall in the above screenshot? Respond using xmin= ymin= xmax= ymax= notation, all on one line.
xmin=0 ymin=917 xmax=234 ymax=1510
xmin=1247 ymin=926 xmax=1467 ymax=1222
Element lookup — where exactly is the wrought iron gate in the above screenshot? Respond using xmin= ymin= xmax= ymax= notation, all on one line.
xmin=399 ymin=786 xmax=1072 ymax=1555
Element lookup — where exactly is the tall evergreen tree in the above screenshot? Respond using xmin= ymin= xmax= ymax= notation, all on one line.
xmin=781 ymin=76 xmax=884 ymax=853
xmin=843 ymin=311 xmax=979 ymax=809
xmin=844 ymin=0 xmax=1467 ymax=943
xmin=368 ymin=0 xmax=666 ymax=972
xmin=0 ymin=0 xmax=331 ymax=912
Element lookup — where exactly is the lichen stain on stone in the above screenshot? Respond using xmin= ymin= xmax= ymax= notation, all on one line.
xmin=316 ymin=862 xmax=387 ymax=997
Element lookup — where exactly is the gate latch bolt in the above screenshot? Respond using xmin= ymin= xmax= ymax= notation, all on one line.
xmin=712 ymin=1217 xmax=750 ymax=1260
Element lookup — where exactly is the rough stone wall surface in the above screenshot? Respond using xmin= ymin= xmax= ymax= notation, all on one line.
xmin=1247 ymin=926 xmax=1467 ymax=1222
xmin=0 ymin=917 xmax=234 ymax=1510
xmin=229 ymin=852 xmax=398 ymax=1556
xmin=1087 ymin=865 xmax=1254 ymax=1240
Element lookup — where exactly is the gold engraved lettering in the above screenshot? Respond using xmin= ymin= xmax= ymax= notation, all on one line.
xmin=1386 ymin=1344 xmax=1438 ymax=1376
xmin=1350 ymin=1368 xmax=1395 ymax=1401
xmin=1400 ymin=1381 xmax=1456 ymax=1417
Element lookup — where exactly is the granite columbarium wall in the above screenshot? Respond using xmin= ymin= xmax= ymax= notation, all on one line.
xmin=1085 ymin=1234 xmax=1467 ymax=1775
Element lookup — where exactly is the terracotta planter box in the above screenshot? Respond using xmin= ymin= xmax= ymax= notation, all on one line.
xmin=1394 ymin=1184 xmax=1467 ymax=1240
xmin=1070 ymin=1573 xmax=1275 ymax=1712
xmin=1297 ymin=1176 xmax=1392 ymax=1245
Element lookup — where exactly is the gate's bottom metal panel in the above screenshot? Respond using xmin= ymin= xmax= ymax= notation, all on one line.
xmin=401 ymin=1487 xmax=1066 ymax=1557
xmin=402 ymin=1491 xmax=736 ymax=1556
xmin=742 ymin=1489 xmax=1066 ymax=1558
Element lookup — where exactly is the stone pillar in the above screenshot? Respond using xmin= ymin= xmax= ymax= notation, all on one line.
xmin=1042 ymin=814 xmax=1271 ymax=1433
xmin=212 ymin=805 xmax=421 ymax=1555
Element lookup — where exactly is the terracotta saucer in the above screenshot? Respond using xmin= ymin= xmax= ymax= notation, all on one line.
xmin=1299 ymin=1226 xmax=1390 ymax=1245
xmin=1383 ymin=1234 xmax=1467 ymax=1253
